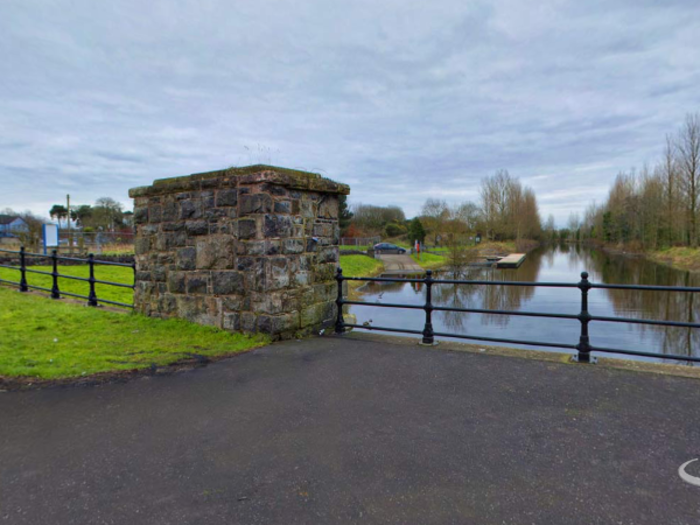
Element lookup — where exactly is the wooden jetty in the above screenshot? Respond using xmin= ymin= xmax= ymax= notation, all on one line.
xmin=496 ymin=253 xmax=526 ymax=268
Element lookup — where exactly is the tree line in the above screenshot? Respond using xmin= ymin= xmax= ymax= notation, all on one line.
xmin=576 ymin=113 xmax=700 ymax=250
xmin=49 ymin=197 xmax=132 ymax=232
xmin=2 ymin=197 xmax=131 ymax=250
xmin=344 ymin=171 xmax=543 ymax=245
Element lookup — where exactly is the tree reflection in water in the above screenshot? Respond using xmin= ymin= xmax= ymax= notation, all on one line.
xmin=350 ymin=244 xmax=700 ymax=362
xmin=433 ymin=250 xmax=543 ymax=331
xmin=582 ymin=246 xmax=699 ymax=360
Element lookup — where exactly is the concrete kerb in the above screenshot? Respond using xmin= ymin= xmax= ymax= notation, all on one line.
xmin=334 ymin=330 xmax=700 ymax=381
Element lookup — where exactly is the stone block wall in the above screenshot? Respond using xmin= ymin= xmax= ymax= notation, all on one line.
xmin=128 ymin=165 xmax=350 ymax=339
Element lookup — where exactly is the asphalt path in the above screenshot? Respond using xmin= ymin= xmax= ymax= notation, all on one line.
xmin=2 ymin=336 xmax=700 ymax=524
xmin=376 ymin=253 xmax=423 ymax=275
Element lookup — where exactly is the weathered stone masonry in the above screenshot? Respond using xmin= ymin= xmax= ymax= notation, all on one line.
xmin=128 ymin=165 xmax=350 ymax=339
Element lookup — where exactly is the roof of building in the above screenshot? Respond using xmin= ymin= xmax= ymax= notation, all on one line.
xmin=0 ymin=214 xmax=24 ymax=225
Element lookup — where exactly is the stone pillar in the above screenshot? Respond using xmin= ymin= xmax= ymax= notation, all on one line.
xmin=128 ymin=165 xmax=350 ymax=340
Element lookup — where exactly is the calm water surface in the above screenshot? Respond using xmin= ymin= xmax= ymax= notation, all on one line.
xmin=349 ymin=244 xmax=700 ymax=364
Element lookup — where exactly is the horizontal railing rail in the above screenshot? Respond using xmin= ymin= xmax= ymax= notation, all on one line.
xmin=334 ymin=268 xmax=700 ymax=364
xmin=0 ymin=247 xmax=135 ymax=308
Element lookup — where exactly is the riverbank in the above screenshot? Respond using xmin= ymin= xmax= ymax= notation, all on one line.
xmin=338 ymin=254 xmax=385 ymax=300
xmin=648 ymin=246 xmax=700 ymax=273
xmin=584 ymin=241 xmax=700 ymax=274
xmin=410 ymin=239 xmax=542 ymax=270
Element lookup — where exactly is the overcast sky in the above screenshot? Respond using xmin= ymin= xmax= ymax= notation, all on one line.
xmin=2 ymin=0 xmax=699 ymax=225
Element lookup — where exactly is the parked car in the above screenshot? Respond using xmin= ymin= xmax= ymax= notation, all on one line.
xmin=373 ymin=242 xmax=406 ymax=254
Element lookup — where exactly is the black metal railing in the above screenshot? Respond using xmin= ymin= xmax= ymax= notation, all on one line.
xmin=335 ymin=268 xmax=700 ymax=364
xmin=0 ymin=247 xmax=135 ymax=308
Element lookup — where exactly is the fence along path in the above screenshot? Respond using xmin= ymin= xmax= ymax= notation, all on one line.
xmin=335 ymin=268 xmax=700 ymax=365
xmin=0 ymin=247 xmax=135 ymax=308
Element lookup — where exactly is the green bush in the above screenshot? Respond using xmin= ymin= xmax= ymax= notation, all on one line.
xmin=385 ymin=222 xmax=405 ymax=237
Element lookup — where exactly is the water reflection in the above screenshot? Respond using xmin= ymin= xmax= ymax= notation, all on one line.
xmin=351 ymin=244 xmax=700 ymax=363
xmin=433 ymin=254 xmax=542 ymax=331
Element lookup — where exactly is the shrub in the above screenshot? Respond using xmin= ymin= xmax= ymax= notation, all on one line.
xmin=385 ymin=222 xmax=404 ymax=237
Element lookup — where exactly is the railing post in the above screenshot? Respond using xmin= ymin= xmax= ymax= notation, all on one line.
xmin=422 ymin=270 xmax=435 ymax=344
xmin=335 ymin=267 xmax=346 ymax=334
xmin=576 ymin=271 xmax=593 ymax=363
xmin=19 ymin=246 xmax=28 ymax=292
xmin=87 ymin=253 xmax=98 ymax=307
xmin=50 ymin=249 xmax=60 ymax=299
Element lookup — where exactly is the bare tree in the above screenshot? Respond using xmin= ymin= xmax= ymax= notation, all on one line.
xmin=91 ymin=197 xmax=125 ymax=232
xmin=479 ymin=170 xmax=542 ymax=241
xmin=676 ymin=113 xmax=700 ymax=247
xmin=442 ymin=205 xmax=477 ymax=277
xmin=567 ymin=212 xmax=581 ymax=241
xmin=480 ymin=170 xmax=511 ymax=240
xmin=351 ymin=204 xmax=406 ymax=234
xmin=659 ymin=135 xmax=680 ymax=245
xmin=641 ymin=168 xmax=664 ymax=249
xmin=583 ymin=113 xmax=700 ymax=250
xmin=420 ymin=198 xmax=449 ymax=245
xmin=544 ymin=214 xmax=556 ymax=241
xmin=452 ymin=202 xmax=480 ymax=232
xmin=520 ymin=188 xmax=541 ymax=239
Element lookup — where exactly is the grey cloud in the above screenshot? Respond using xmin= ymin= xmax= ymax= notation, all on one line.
xmin=1 ymin=0 xmax=699 ymax=225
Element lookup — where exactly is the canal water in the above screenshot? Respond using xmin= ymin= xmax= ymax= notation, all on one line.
xmin=349 ymin=244 xmax=700 ymax=364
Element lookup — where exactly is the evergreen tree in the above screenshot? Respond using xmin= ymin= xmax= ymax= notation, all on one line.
xmin=408 ymin=217 xmax=426 ymax=244
xmin=338 ymin=195 xmax=353 ymax=233
xmin=49 ymin=204 xmax=68 ymax=228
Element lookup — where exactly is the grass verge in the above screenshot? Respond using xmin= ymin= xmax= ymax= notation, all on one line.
xmin=0 ymin=264 xmax=134 ymax=305
xmin=339 ymin=244 xmax=371 ymax=251
xmin=339 ymin=254 xmax=384 ymax=278
xmin=0 ymin=285 xmax=269 ymax=380
xmin=339 ymin=254 xmax=384 ymax=301
xmin=411 ymin=251 xmax=446 ymax=270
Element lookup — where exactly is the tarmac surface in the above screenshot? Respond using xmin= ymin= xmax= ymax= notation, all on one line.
xmin=375 ymin=253 xmax=423 ymax=275
xmin=2 ymin=335 xmax=700 ymax=524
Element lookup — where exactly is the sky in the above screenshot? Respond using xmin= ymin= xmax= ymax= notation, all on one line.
xmin=1 ymin=0 xmax=700 ymax=226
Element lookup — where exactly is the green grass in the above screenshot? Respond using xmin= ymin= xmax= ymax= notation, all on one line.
xmin=339 ymin=244 xmax=371 ymax=251
xmin=98 ymin=243 xmax=135 ymax=256
xmin=411 ymin=251 xmax=446 ymax=269
xmin=0 ymin=265 xmax=134 ymax=305
xmin=0 ymin=285 xmax=269 ymax=379
xmin=339 ymin=254 xmax=384 ymax=278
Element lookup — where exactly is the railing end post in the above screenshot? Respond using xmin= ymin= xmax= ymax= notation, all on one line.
xmin=576 ymin=270 xmax=594 ymax=363
xmin=335 ymin=267 xmax=346 ymax=334
xmin=422 ymin=268 xmax=435 ymax=345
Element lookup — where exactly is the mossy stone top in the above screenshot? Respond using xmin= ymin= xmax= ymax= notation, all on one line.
xmin=129 ymin=165 xmax=350 ymax=198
